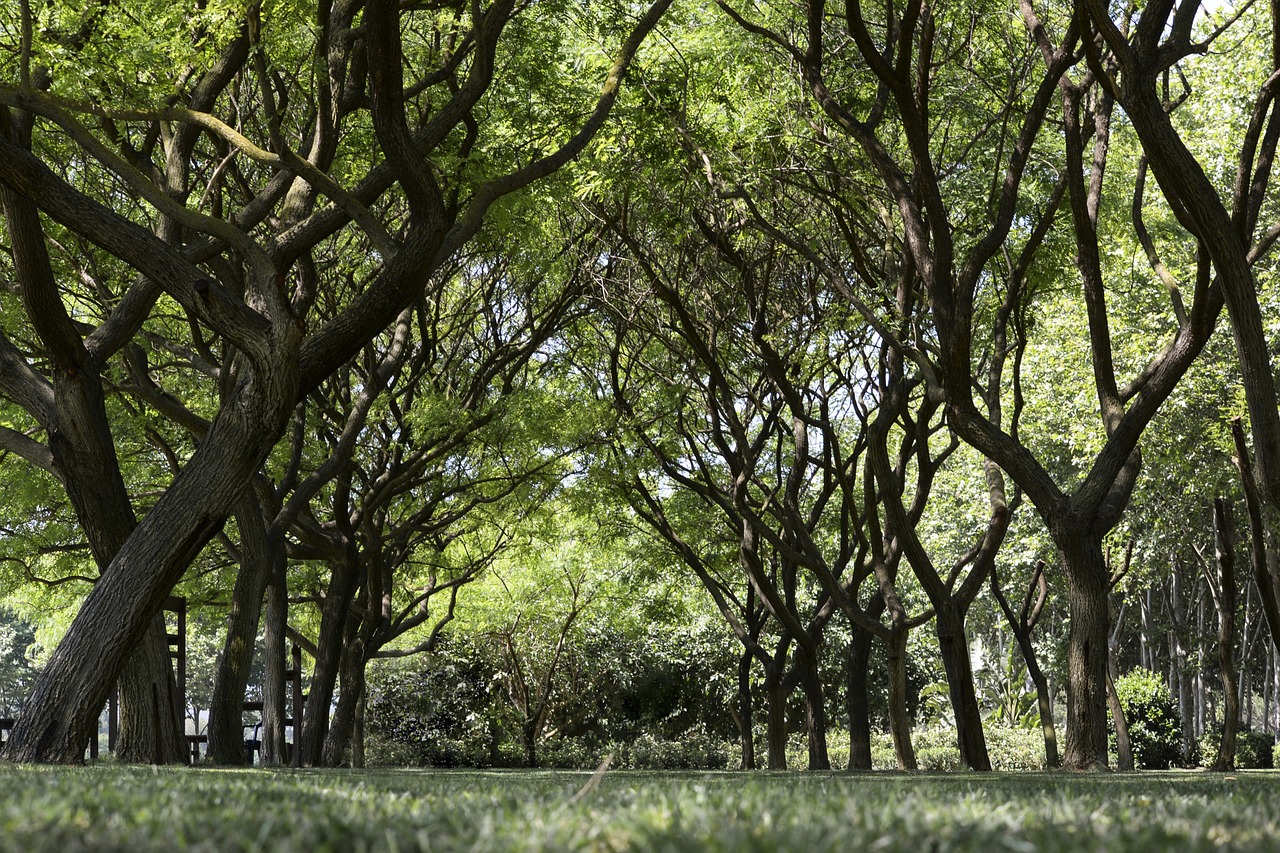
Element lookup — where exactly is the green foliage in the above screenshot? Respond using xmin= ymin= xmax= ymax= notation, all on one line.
xmin=856 ymin=726 xmax=1046 ymax=772
xmin=1112 ymin=669 xmax=1185 ymax=769
xmin=1198 ymin=727 xmax=1276 ymax=770
xmin=0 ymin=608 xmax=37 ymax=717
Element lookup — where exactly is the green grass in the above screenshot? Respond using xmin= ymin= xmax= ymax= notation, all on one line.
xmin=0 ymin=766 xmax=1277 ymax=851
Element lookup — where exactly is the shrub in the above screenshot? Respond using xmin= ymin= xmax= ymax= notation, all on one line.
xmin=628 ymin=733 xmax=732 ymax=770
xmin=984 ymin=725 xmax=1047 ymax=771
xmin=1112 ymin=669 xmax=1184 ymax=769
xmin=1199 ymin=726 xmax=1275 ymax=769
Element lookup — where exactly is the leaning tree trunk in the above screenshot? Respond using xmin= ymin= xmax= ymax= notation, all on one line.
xmin=322 ymin=627 xmax=372 ymax=767
xmin=1105 ymin=669 xmax=1133 ymax=771
xmin=3 ymin=368 xmax=301 ymax=764
xmin=1024 ymin=644 xmax=1060 ymax=769
xmin=935 ymin=603 xmax=991 ymax=771
xmin=298 ymin=548 xmax=361 ymax=765
xmin=206 ymin=498 xmax=276 ymax=764
xmin=1057 ymin=533 xmax=1112 ymax=771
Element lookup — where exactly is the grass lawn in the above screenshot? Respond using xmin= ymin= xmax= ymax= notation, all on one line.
xmin=0 ymin=765 xmax=1276 ymax=851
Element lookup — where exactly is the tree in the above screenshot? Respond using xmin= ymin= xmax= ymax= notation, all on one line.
xmin=714 ymin=0 xmax=1242 ymax=770
xmin=0 ymin=0 xmax=672 ymax=763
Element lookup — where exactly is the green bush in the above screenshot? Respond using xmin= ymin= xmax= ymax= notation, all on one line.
xmin=627 ymin=733 xmax=732 ymax=770
xmin=1199 ymin=726 xmax=1275 ymax=769
xmin=984 ymin=725 xmax=1047 ymax=771
xmin=827 ymin=727 xmax=1045 ymax=771
xmin=1112 ymin=669 xmax=1184 ymax=769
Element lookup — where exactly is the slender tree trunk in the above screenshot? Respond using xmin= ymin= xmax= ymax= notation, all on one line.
xmin=1057 ymin=533 xmax=1112 ymax=771
xmin=1211 ymin=498 xmax=1239 ymax=771
xmin=1106 ymin=670 xmax=1133 ymax=771
xmin=797 ymin=645 xmax=830 ymax=770
xmin=1170 ymin=572 xmax=1196 ymax=758
xmin=352 ymin=685 xmax=366 ymax=770
xmin=885 ymin=616 xmax=917 ymax=771
xmin=298 ymin=548 xmax=360 ymax=765
xmin=206 ymin=498 xmax=274 ymax=764
xmin=1027 ymin=648 xmax=1061 ymax=769
xmin=935 ymin=603 xmax=990 ymax=770
xmin=736 ymin=648 xmax=756 ymax=770
xmin=764 ymin=665 xmax=788 ymax=770
xmin=260 ymin=550 xmax=290 ymax=766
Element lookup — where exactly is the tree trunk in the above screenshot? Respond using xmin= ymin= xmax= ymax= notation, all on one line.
xmin=797 ymin=645 xmax=830 ymax=770
xmin=1106 ymin=669 xmax=1134 ymax=771
xmin=846 ymin=619 xmax=877 ymax=770
xmin=3 ymin=379 xmax=299 ymax=763
xmin=1027 ymin=647 xmax=1061 ymax=769
xmin=321 ymin=634 xmax=370 ymax=767
xmin=764 ymin=666 xmax=788 ymax=770
xmin=736 ymin=648 xmax=756 ymax=770
xmin=1057 ymin=534 xmax=1112 ymax=771
xmin=1211 ymin=498 xmax=1239 ymax=771
xmin=935 ymin=603 xmax=990 ymax=770
xmin=352 ymin=685 xmax=366 ymax=770
xmin=523 ymin=720 xmax=538 ymax=768
xmin=885 ymin=616 xmax=917 ymax=771
xmin=260 ymin=563 xmax=289 ymax=766
xmin=206 ymin=498 xmax=275 ymax=764
xmin=114 ymin=614 xmax=187 ymax=764
xmin=298 ymin=548 xmax=360 ymax=765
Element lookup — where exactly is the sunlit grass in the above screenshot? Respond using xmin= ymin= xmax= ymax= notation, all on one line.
xmin=0 ymin=766 xmax=1277 ymax=851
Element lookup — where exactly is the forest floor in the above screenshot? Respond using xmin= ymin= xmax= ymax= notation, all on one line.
xmin=0 ymin=764 xmax=1275 ymax=851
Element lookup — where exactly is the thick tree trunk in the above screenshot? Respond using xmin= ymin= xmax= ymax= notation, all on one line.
xmin=115 ymin=614 xmax=187 ymax=764
xmin=935 ymin=604 xmax=990 ymax=770
xmin=322 ymin=634 xmax=369 ymax=767
xmin=523 ymin=720 xmax=538 ymax=768
xmin=3 ymin=380 xmax=299 ymax=763
xmin=1058 ymin=534 xmax=1111 ymax=771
